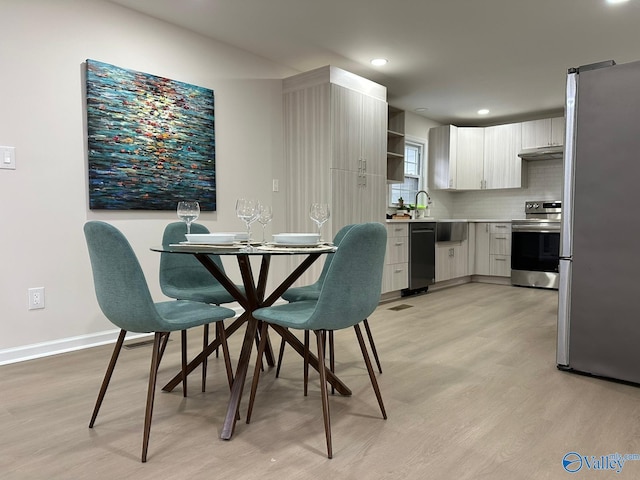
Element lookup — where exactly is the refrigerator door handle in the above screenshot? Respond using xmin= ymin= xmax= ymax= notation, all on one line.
xmin=557 ymin=259 xmax=572 ymax=367
xmin=560 ymin=71 xmax=578 ymax=258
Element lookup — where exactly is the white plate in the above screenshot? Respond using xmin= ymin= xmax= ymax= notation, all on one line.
xmin=185 ymin=233 xmax=235 ymax=244
xmin=272 ymin=233 xmax=320 ymax=245
xmin=177 ymin=241 xmax=239 ymax=248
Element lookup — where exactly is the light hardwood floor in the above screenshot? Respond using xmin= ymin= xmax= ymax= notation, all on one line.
xmin=3 ymin=283 xmax=640 ymax=479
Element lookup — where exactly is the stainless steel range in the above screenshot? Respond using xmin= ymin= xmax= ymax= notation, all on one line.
xmin=511 ymin=201 xmax=561 ymax=289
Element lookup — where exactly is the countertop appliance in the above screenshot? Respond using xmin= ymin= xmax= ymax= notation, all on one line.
xmin=557 ymin=59 xmax=640 ymax=384
xmin=405 ymin=222 xmax=436 ymax=295
xmin=511 ymin=201 xmax=561 ymax=289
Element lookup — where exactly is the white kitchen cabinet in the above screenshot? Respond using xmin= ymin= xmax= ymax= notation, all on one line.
xmin=483 ymin=123 xmax=524 ymax=189
xmin=430 ymin=123 xmax=524 ymax=190
xmin=435 ymin=240 xmax=468 ymax=282
xmin=489 ymin=223 xmax=511 ymax=277
xmin=382 ymin=223 xmax=409 ymax=292
xmin=456 ymin=128 xmax=485 ymax=189
xmin=521 ymin=117 xmax=565 ymax=149
xmin=473 ymin=222 xmax=511 ymax=277
xmin=428 ymin=125 xmax=484 ymax=190
xmin=283 ymin=66 xmax=387 ymax=284
xmin=474 ymin=223 xmax=491 ymax=275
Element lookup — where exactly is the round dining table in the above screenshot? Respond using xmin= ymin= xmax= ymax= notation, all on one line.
xmin=150 ymin=242 xmax=351 ymax=440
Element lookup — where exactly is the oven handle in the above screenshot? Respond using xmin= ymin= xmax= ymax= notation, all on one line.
xmin=512 ymin=225 xmax=561 ymax=233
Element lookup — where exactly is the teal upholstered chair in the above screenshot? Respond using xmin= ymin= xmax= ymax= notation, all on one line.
xmin=160 ymin=222 xmax=242 ymax=391
xmin=276 ymin=224 xmax=382 ymax=389
xmin=84 ymin=221 xmax=236 ymax=462
xmin=247 ymin=222 xmax=388 ymax=459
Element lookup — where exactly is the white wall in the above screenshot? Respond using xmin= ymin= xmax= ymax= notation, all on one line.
xmin=0 ymin=0 xmax=296 ymax=362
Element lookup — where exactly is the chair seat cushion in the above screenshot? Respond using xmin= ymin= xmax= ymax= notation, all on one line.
xmin=161 ymin=284 xmax=241 ymax=305
xmin=281 ymin=285 xmax=321 ymax=303
xmin=253 ymin=301 xmax=318 ymax=330
xmin=154 ymin=300 xmax=236 ymax=332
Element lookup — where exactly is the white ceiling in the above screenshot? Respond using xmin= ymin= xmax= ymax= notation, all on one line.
xmin=108 ymin=0 xmax=640 ymax=125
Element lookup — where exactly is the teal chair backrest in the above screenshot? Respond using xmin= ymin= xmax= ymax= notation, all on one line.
xmin=84 ymin=221 xmax=163 ymax=333
xmin=305 ymin=223 xmax=387 ymax=331
xmin=160 ymin=222 xmax=226 ymax=292
xmin=314 ymin=224 xmax=355 ymax=286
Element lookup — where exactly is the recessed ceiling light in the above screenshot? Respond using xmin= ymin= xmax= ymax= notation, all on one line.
xmin=370 ymin=58 xmax=388 ymax=66
xmin=478 ymin=109 xmax=490 ymax=115
xmin=415 ymin=108 xmax=429 ymax=113
xmin=607 ymin=0 xmax=629 ymax=4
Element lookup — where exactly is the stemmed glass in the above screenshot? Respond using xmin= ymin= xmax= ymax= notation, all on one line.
xmin=235 ymin=198 xmax=260 ymax=250
xmin=309 ymin=203 xmax=330 ymax=242
xmin=257 ymin=203 xmax=273 ymax=244
xmin=177 ymin=201 xmax=200 ymax=235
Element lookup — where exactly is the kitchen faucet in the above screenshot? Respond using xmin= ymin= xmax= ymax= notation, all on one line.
xmin=414 ymin=190 xmax=432 ymax=219
xmin=415 ymin=190 xmax=432 ymax=209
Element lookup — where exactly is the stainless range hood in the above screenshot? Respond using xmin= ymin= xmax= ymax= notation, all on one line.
xmin=518 ymin=145 xmax=564 ymax=160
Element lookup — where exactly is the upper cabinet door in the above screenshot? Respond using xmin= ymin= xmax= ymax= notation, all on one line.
xmin=550 ymin=117 xmax=565 ymax=146
xmin=521 ymin=117 xmax=564 ymax=149
xmin=484 ymin=123 xmax=523 ymax=189
xmin=331 ymin=84 xmax=362 ymax=171
xmin=361 ymin=94 xmax=388 ymax=176
xmin=456 ymin=127 xmax=485 ymax=190
xmin=521 ymin=119 xmax=551 ymax=150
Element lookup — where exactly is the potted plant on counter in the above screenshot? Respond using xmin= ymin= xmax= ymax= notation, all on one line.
xmin=396 ymin=197 xmax=409 ymax=216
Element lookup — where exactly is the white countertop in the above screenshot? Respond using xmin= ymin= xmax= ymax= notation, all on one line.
xmin=386 ymin=218 xmax=517 ymax=223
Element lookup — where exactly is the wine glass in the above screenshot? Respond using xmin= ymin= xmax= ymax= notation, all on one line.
xmin=257 ymin=203 xmax=273 ymax=244
xmin=235 ymin=198 xmax=259 ymax=249
xmin=177 ymin=201 xmax=200 ymax=235
xmin=309 ymin=203 xmax=330 ymax=241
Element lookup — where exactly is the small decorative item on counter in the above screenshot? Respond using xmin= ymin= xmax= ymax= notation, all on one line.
xmin=393 ymin=196 xmax=410 ymax=218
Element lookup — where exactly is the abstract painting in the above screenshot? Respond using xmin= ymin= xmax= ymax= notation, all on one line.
xmin=85 ymin=59 xmax=216 ymax=210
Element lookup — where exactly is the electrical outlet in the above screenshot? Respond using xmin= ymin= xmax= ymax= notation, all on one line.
xmin=28 ymin=287 xmax=45 ymax=310
xmin=272 ymin=179 xmax=279 ymax=192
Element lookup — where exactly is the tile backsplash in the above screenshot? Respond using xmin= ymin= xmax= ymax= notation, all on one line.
xmin=427 ymin=158 xmax=563 ymax=219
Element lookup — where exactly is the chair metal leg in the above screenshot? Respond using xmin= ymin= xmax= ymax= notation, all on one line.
xmin=246 ymin=322 xmax=269 ymax=424
xmin=275 ymin=336 xmax=286 ymax=378
xmin=329 ymin=330 xmax=335 ymax=394
xmin=354 ymin=324 xmax=387 ymax=420
xmin=202 ymin=324 xmax=209 ymax=392
xmin=315 ymin=330 xmax=332 ymax=459
xmin=363 ymin=318 xmax=382 ymax=374
xmin=142 ymin=332 xmax=167 ymax=463
xmin=255 ymin=323 xmax=265 ymax=372
xmin=181 ymin=330 xmax=188 ymax=397
xmin=303 ymin=330 xmax=310 ymax=396
xmin=89 ymin=329 xmax=127 ymax=428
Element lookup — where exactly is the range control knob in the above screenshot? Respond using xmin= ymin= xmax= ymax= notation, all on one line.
xmin=526 ymin=203 xmax=533 ymax=209
xmin=533 ymin=203 xmax=539 ymax=208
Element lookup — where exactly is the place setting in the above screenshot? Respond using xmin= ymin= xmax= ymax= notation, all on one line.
xmin=258 ymin=203 xmax=336 ymax=252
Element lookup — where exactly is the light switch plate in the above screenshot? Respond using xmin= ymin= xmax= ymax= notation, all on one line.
xmin=0 ymin=146 xmax=16 ymax=170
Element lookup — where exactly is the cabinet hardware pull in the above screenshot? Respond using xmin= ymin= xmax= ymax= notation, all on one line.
xmin=495 ymin=258 xmax=506 ymax=261
xmin=395 ymin=242 xmax=404 ymax=246
xmin=495 ymin=236 xmax=507 ymax=239
xmin=394 ymin=269 xmax=403 ymax=273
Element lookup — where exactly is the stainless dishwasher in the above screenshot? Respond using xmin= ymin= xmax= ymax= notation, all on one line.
xmin=405 ymin=222 xmax=436 ymax=294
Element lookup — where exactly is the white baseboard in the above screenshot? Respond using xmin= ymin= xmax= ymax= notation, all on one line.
xmin=0 ymin=330 xmax=153 ymax=366
xmin=0 ymin=304 xmax=255 ymax=366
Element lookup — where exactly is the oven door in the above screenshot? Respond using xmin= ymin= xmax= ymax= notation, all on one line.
xmin=511 ymin=231 xmax=560 ymax=272
xmin=511 ymin=221 xmax=560 ymax=270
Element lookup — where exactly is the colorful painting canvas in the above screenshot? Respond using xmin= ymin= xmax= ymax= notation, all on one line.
xmin=85 ymin=59 xmax=216 ymax=210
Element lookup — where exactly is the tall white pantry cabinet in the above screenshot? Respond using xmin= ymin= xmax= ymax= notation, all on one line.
xmin=282 ymin=66 xmax=387 ymax=283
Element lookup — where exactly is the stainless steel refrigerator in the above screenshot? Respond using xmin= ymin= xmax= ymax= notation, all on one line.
xmin=557 ymin=59 xmax=640 ymax=384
